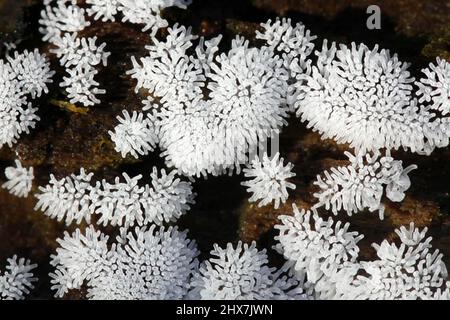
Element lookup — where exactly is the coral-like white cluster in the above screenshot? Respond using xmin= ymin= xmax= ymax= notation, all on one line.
xmin=294 ymin=41 xmax=450 ymax=155
xmin=34 ymin=167 xmax=195 ymax=227
xmin=51 ymin=33 xmax=110 ymax=68
xmin=189 ymin=241 xmax=307 ymax=300
xmin=416 ymin=57 xmax=450 ymax=115
xmin=84 ymin=0 xmax=192 ymax=33
xmin=2 ymin=7 xmax=450 ymax=301
xmin=2 ymin=159 xmax=34 ymax=198
xmin=276 ymin=205 xmax=450 ymax=300
xmin=127 ymin=20 xmax=315 ymax=177
xmin=313 ymin=151 xmax=417 ymax=219
xmin=109 ymin=110 xmax=157 ymax=158
xmin=39 ymin=2 xmax=90 ymax=43
xmin=241 ymin=152 xmax=296 ymax=209
xmin=275 ymin=205 xmax=363 ymax=299
xmin=86 ymin=0 xmax=119 ymax=22
xmin=339 ymin=223 xmax=450 ymax=300
xmin=0 ymin=256 xmax=37 ymax=300
xmin=40 ymin=2 xmax=110 ymax=106
xmin=59 ymin=66 xmax=106 ymax=106
xmin=118 ymin=0 xmax=192 ymax=34
xmin=0 ymin=49 xmax=54 ymax=148
xmin=256 ymin=18 xmax=317 ymax=100
xmin=6 ymin=50 xmax=55 ymax=99
xmin=51 ymin=32 xmax=109 ymax=106
xmin=50 ymin=225 xmax=199 ymax=299
xmin=35 ymin=168 xmax=95 ymax=225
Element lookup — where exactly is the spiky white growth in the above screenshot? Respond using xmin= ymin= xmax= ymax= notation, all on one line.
xmin=96 ymin=168 xmax=195 ymax=226
xmin=59 ymin=66 xmax=106 ymax=106
xmin=0 ymin=50 xmax=53 ymax=148
xmin=0 ymin=256 xmax=37 ymax=300
xmin=295 ymin=41 xmax=450 ymax=154
xmin=276 ymin=206 xmax=450 ymax=300
xmin=2 ymin=160 xmax=34 ymax=198
xmin=50 ymin=225 xmax=199 ymax=299
xmin=160 ymin=32 xmax=292 ymax=176
xmin=207 ymin=37 xmax=290 ymax=138
xmin=157 ymin=102 xmax=227 ymax=177
xmin=118 ymin=0 xmax=192 ymax=35
xmin=416 ymin=57 xmax=450 ymax=115
xmin=35 ymin=167 xmax=195 ymax=227
xmin=338 ymin=223 xmax=450 ymax=300
xmin=131 ymin=29 xmax=287 ymax=177
xmin=313 ymin=151 xmax=417 ymax=220
xmin=0 ymin=103 xmax=40 ymax=149
xmin=190 ymin=241 xmax=308 ymax=300
xmin=256 ymin=18 xmax=317 ymax=80
xmin=241 ymin=152 xmax=296 ymax=209
xmin=129 ymin=26 xmax=209 ymax=103
xmin=86 ymin=0 xmax=120 ymax=22
xmin=40 ymin=2 xmax=108 ymax=107
xmin=0 ymin=61 xmax=25 ymax=109
xmin=50 ymin=33 xmax=109 ymax=106
xmin=275 ymin=204 xmax=363 ymax=299
xmin=34 ymin=168 xmax=97 ymax=225
xmin=128 ymin=22 xmax=316 ymax=177
xmin=51 ymin=33 xmax=110 ymax=68
xmin=6 ymin=49 xmax=55 ymax=99
xmin=109 ymin=110 xmax=157 ymax=158
xmin=39 ymin=3 xmax=90 ymax=43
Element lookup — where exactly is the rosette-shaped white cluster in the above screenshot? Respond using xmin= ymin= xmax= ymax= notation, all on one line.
xmin=241 ymin=152 xmax=296 ymax=209
xmin=2 ymin=159 xmax=34 ymax=198
xmin=189 ymin=241 xmax=307 ymax=300
xmin=108 ymin=110 xmax=157 ymax=158
xmin=295 ymin=41 xmax=450 ymax=155
xmin=0 ymin=256 xmax=37 ymax=300
xmin=127 ymin=20 xmax=316 ymax=177
xmin=312 ymin=151 xmax=417 ymax=219
xmin=275 ymin=205 xmax=363 ymax=299
xmin=34 ymin=167 xmax=195 ymax=227
xmin=50 ymin=225 xmax=199 ymax=299
xmin=39 ymin=2 xmax=90 ymax=43
xmin=0 ymin=49 xmax=54 ymax=148
xmin=6 ymin=50 xmax=55 ymax=99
